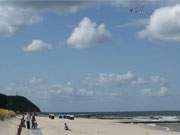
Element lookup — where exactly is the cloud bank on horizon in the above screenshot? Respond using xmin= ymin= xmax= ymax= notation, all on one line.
xmin=3 ymin=71 xmax=169 ymax=111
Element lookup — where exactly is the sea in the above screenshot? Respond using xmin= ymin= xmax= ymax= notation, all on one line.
xmin=42 ymin=111 xmax=180 ymax=132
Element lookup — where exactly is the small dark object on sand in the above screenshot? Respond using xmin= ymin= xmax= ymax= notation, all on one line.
xmin=64 ymin=122 xmax=71 ymax=131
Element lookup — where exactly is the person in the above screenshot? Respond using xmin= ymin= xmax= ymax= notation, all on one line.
xmin=20 ymin=115 xmax=25 ymax=128
xmin=25 ymin=112 xmax=31 ymax=129
xmin=16 ymin=115 xmax=25 ymax=135
xmin=31 ymin=113 xmax=37 ymax=129
xmin=64 ymin=122 xmax=70 ymax=131
xmin=17 ymin=125 xmax=22 ymax=135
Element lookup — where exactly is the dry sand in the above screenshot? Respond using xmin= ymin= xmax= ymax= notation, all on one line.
xmin=0 ymin=118 xmax=19 ymax=135
xmin=1 ymin=116 xmax=180 ymax=135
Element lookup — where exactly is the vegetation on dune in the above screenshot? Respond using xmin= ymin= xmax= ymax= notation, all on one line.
xmin=0 ymin=94 xmax=40 ymax=113
xmin=0 ymin=109 xmax=16 ymax=120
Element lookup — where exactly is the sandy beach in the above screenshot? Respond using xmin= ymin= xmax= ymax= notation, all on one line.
xmin=0 ymin=118 xmax=20 ymax=135
xmin=1 ymin=116 xmax=180 ymax=135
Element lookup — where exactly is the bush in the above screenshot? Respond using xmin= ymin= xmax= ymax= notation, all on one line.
xmin=0 ymin=109 xmax=16 ymax=120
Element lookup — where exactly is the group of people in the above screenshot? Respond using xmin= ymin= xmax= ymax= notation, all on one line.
xmin=21 ymin=112 xmax=38 ymax=129
xmin=22 ymin=113 xmax=37 ymax=129
xmin=17 ymin=112 xmax=38 ymax=135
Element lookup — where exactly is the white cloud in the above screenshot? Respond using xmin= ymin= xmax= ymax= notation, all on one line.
xmin=131 ymin=75 xmax=167 ymax=85
xmin=3 ymin=72 xmax=169 ymax=100
xmin=0 ymin=1 xmax=91 ymax=37
xmin=67 ymin=17 xmax=112 ymax=48
xmin=150 ymin=76 xmax=167 ymax=85
xmin=131 ymin=77 xmax=147 ymax=85
xmin=18 ymin=73 xmax=168 ymax=99
xmin=112 ymin=0 xmax=180 ymax=6
xmin=2 ymin=72 xmax=170 ymax=111
xmin=77 ymin=88 xmax=94 ymax=96
xmin=83 ymin=71 xmax=167 ymax=88
xmin=0 ymin=5 xmax=43 ymax=37
xmin=1 ymin=0 xmax=89 ymax=13
xmin=142 ymin=87 xmax=168 ymax=96
xmin=82 ymin=72 xmax=169 ymax=96
xmin=29 ymin=77 xmax=45 ymax=84
xmin=95 ymin=71 xmax=136 ymax=86
xmin=1 ymin=0 xmax=179 ymax=38
xmin=50 ymin=84 xmax=75 ymax=95
xmin=139 ymin=4 xmax=180 ymax=42
xmin=111 ymin=0 xmax=152 ymax=7
xmin=23 ymin=39 xmax=52 ymax=52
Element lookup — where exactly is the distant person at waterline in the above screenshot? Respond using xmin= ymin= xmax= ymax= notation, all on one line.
xmin=25 ymin=113 xmax=31 ymax=129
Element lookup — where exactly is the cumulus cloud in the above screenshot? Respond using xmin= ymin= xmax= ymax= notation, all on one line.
xmin=139 ymin=4 xmax=180 ymax=42
xmin=67 ymin=17 xmax=112 ymax=48
xmin=1 ymin=0 xmax=179 ymax=37
xmin=0 ymin=0 xmax=93 ymax=37
xmin=141 ymin=87 xmax=168 ymax=96
xmin=0 ymin=5 xmax=43 ymax=37
xmin=23 ymin=39 xmax=52 ymax=52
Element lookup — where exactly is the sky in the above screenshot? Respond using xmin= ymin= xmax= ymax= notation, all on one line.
xmin=0 ymin=0 xmax=180 ymax=112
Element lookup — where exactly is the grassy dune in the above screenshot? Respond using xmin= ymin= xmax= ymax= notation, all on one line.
xmin=0 ymin=109 xmax=16 ymax=120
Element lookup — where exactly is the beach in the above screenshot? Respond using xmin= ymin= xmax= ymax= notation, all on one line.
xmin=1 ymin=116 xmax=180 ymax=135
xmin=0 ymin=118 xmax=19 ymax=135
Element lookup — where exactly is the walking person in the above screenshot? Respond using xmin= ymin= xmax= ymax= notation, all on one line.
xmin=16 ymin=115 xmax=25 ymax=135
xmin=25 ymin=112 xmax=31 ymax=129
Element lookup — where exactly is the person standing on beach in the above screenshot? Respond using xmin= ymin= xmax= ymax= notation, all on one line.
xmin=25 ymin=113 xmax=31 ymax=129
xmin=20 ymin=114 xmax=25 ymax=128
xmin=31 ymin=113 xmax=37 ymax=129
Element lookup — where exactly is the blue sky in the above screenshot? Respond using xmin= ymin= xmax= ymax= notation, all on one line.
xmin=1 ymin=0 xmax=180 ymax=112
